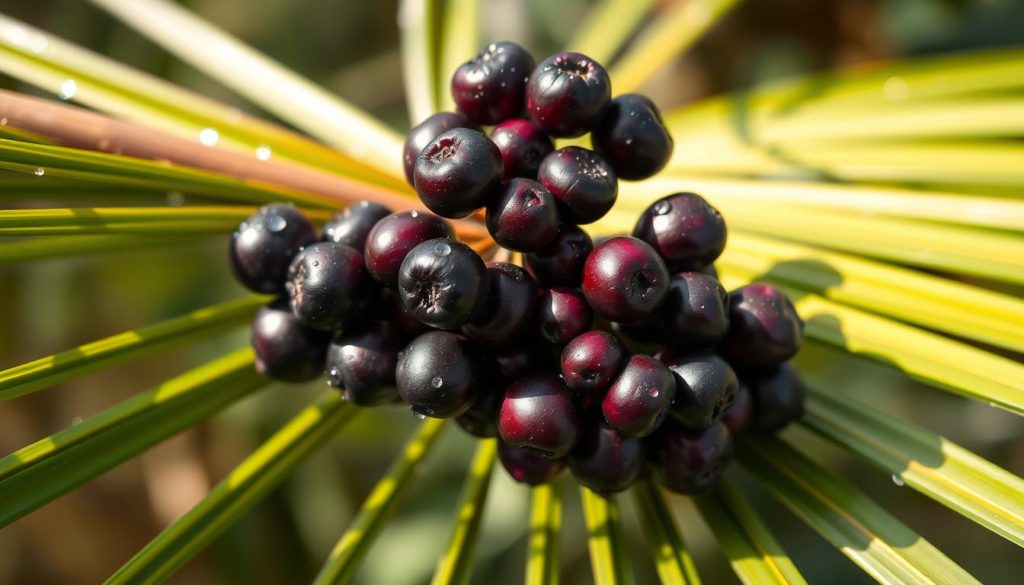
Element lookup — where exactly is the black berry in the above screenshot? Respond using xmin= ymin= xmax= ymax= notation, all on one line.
xmin=602 ymin=354 xmax=676 ymax=437
xmin=456 ymin=388 xmax=503 ymax=438
xmin=653 ymin=422 xmax=733 ymax=494
xmin=722 ymin=383 xmax=752 ymax=434
xmin=322 ymin=201 xmax=392 ymax=251
xmin=746 ymin=363 xmax=805 ymax=433
xmin=251 ymin=300 xmax=330 ymax=383
xmin=582 ymin=236 xmax=670 ymax=323
xmin=499 ymin=441 xmax=567 ymax=485
xmin=286 ymin=242 xmax=371 ymax=331
xmin=665 ymin=353 xmax=739 ymax=430
xmin=403 ymin=112 xmax=480 ymax=184
xmin=325 ymin=321 xmax=401 ymax=405
xmin=398 ymin=238 xmax=489 ymax=329
xmin=561 ymin=331 xmax=625 ymax=396
xmin=463 ymin=262 xmax=538 ymax=345
xmin=485 ymin=178 xmax=559 ymax=252
xmin=396 ymin=331 xmax=482 ymax=418
xmin=451 ymin=41 xmax=535 ymax=125
xmin=414 ymin=127 xmax=503 ymax=219
xmin=569 ymin=422 xmax=644 ymax=494
xmin=499 ymin=373 xmax=581 ymax=458
xmin=526 ymin=52 xmax=611 ymax=137
xmin=721 ymin=284 xmax=803 ymax=370
xmin=591 ymin=94 xmax=673 ymax=180
xmin=230 ymin=204 xmax=318 ymax=294
xmin=490 ymin=118 xmax=554 ymax=179
xmin=632 ymin=193 xmax=726 ymax=272
xmin=537 ymin=287 xmax=593 ymax=346
xmin=365 ymin=211 xmax=454 ymax=288
xmin=659 ymin=272 xmax=729 ymax=350
xmin=538 ymin=147 xmax=617 ymax=224
xmin=524 ymin=225 xmax=594 ymax=288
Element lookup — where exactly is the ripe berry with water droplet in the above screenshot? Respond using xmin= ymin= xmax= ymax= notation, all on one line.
xmin=230 ymin=204 xmax=317 ymax=294
xmin=396 ymin=331 xmax=482 ymax=418
xmin=398 ymin=238 xmax=489 ymax=329
xmin=451 ymin=41 xmax=535 ymax=125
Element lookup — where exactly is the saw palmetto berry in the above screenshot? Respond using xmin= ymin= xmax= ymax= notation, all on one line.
xmin=228 ymin=42 xmax=808 ymax=498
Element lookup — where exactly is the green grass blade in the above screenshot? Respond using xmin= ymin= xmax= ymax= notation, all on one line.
xmin=567 ymin=0 xmax=655 ymax=64
xmin=694 ymin=478 xmax=807 ymax=585
xmin=610 ymin=0 xmax=742 ymax=93
xmin=739 ymin=437 xmax=981 ymax=585
xmin=0 ymin=296 xmax=266 ymax=401
xmin=399 ymin=0 xmax=443 ymax=124
xmin=632 ymin=480 xmax=701 ymax=585
xmin=91 ymin=0 xmax=405 ymax=179
xmin=436 ymin=0 xmax=480 ymax=113
xmin=313 ymin=418 xmax=447 ymax=585
xmin=0 ymin=206 xmax=330 ymax=237
xmin=0 ymin=347 xmax=264 ymax=527
xmin=801 ymin=381 xmax=1024 ymax=547
xmin=580 ymin=487 xmax=635 ymax=585
xmin=0 ymin=235 xmax=189 ymax=264
xmin=526 ymin=482 xmax=562 ymax=585
xmin=106 ymin=392 xmax=357 ymax=585
xmin=431 ymin=438 xmax=497 ymax=585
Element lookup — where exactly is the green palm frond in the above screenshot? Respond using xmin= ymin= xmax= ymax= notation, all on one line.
xmin=0 ymin=1 xmax=1021 ymax=584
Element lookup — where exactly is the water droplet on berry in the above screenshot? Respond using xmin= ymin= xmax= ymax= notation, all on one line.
xmin=653 ymin=200 xmax=672 ymax=215
xmin=431 ymin=376 xmax=444 ymax=388
xmin=649 ymin=387 xmax=660 ymax=398
xmin=435 ymin=242 xmax=451 ymax=256
xmin=265 ymin=214 xmax=287 ymax=233
xmin=414 ymin=411 xmax=427 ymax=420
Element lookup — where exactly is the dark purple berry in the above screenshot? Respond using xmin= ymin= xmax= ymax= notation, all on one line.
xmin=538 ymin=287 xmax=593 ymax=346
xmin=403 ymin=112 xmax=480 ymax=184
xmin=591 ymin=94 xmax=673 ymax=180
xmin=561 ymin=331 xmax=625 ymax=396
xmin=524 ymin=225 xmax=593 ymax=287
xmin=665 ymin=353 xmax=739 ymax=430
xmin=700 ymin=263 xmax=719 ymax=279
xmin=602 ymin=355 xmax=675 ymax=437
xmin=653 ymin=422 xmax=733 ymax=494
xmin=325 ymin=321 xmax=401 ymax=406
xmin=485 ymin=178 xmax=559 ymax=252
xmin=721 ymin=284 xmax=803 ymax=370
xmin=251 ymin=300 xmax=330 ymax=383
xmin=746 ymin=363 xmax=805 ymax=432
xmin=490 ymin=118 xmax=554 ymax=179
xmin=659 ymin=272 xmax=729 ymax=350
xmin=632 ymin=192 xmax=726 ymax=272
xmin=396 ymin=331 xmax=482 ymax=418
xmin=322 ymin=201 xmax=392 ymax=251
xmin=538 ymin=147 xmax=617 ymax=224
xmin=463 ymin=262 xmax=538 ymax=345
xmin=398 ymin=238 xmax=489 ymax=330
xmin=582 ymin=236 xmax=670 ymax=323
xmin=365 ymin=211 xmax=454 ymax=288
xmin=494 ymin=344 xmax=551 ymax=382
xmin=722 ymin=384 xmax=752 ymax=434
xmin=286 ymin=242 xmax=371 ymax=331
xmin=456 ymin=388 xmax=502 ymax=438
xmin=498 ymin=442 xmax=567 ymax=486
xmin=414 ymin=128 xmax=503 ymax=219
xmin=526 ymin=52 xmax=611 ymax=138
xmin=499 ymin=373 xmax=581 ymax=458
xmin=230 ymin=204 xmax=317 ymax=294
xmin=569 ymin=422 xmax=644 ymax=494
xmin=451 ymin=41 xmax=535 ymax=125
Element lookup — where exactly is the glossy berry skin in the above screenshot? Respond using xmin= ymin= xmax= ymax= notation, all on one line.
xmin=396 ymin=331 xmax=482 ymax=418
xmin=463 ymin=262 xmax=538 ymax=346
xmin=456 ymin=388 xmax=502 ymax=438
xmin=451 ymin=41 xmax=535 ymax=125
xmin=250 ymin=301 xmax=330 ymax=383
xmin=526 ymin=52 xmax=611 ymax=138
xmin=325 ymin=321 xmax=401 ymax=406
xmin=230 ymin=204 xmax=318 ymax=294
xmin=603 ymin=355 xmax=676 ymax=438
xmin=569 ymin=422 xmax=644 ymax=494
xmin=500 ymin=373 xmax=581 ymax=458
xmin=591 ymin=94 xmax=673 ymax=180
xmin=485 ymin=178 xmax=559 ymax=252
xmin=494 ymin=344 xmax=551 ymax=382
xmin=490 ymin=118 xmax=554 ymax=179
xmin=403 ymin=112 xmax=480 ymax=184
xmin=524 ymin=225 xmax=593 ymax=288
xmin=582 ymin=236 xmax=670 ymax=323
xmin=286 ymin=242 xmax=371 ymax=331
xmin=665 ymin=353 xmax=739 ymax=430
xmin=746 ymin=363 xmax=805 ymax=432
xmin=653 ymin=422 xmax=733 ymax=494
xmin=561 ymin=331 xmax=625 ymax=395
xmin=414 ymin=128 xmax=503 ymax=219
xmin=398 ymin=239 xmax=489 ymax=330
xmin=632 ymin=192 xmax=727 ymax=272
xmin=660 ymin=272 xmax=730 ymax=350
xmin=537 ymin=287 xmax=593 ymax=346
xmin=722 ymin=384 xmax=752 ymax=434
xmin=721 ymin=284 xmax=803 ymax=370
xmin=498 ymin=442 xmax=567 ymax=486
xmin=322 ymin=201 xmax=392 ymax=251
xmin=365 ymin=211 xmax=454 ymax=288
xmin=538 ymin=147 xmax=617 ymax=224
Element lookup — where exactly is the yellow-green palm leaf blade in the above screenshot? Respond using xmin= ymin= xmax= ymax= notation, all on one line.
xmin=399 ymin=0 xmax=444 ymax=124
xmin=580 ymin=487 xmax=635 ymax=585
xmin=91 ymin=0 xmax=405 ymax=179
xmin=106 ymin=392 xmax=357 ymax=585
xmin=0 ymin=347 xmax=265 ymax=527
xmin=694 ymin=478 xmax=806 ymax=585
xmin=632 ymin=480 xmax=701 ymax=585
xmin=0 ymin=15 xmax=396 ymax=188
xmin=526 ymin=482 xmax=562 ymax=585
xmin=740 ymin=437 xmax=981 ymax=585
xmin=436 ymin=0 xmax=480 ymax=113
xmin=0 ymin=234 xmax=188 ymax=264
xmin=432 ymin=438 xmax=497 ymax=585
xmin=0 ymin=296 xmax=266 ymax=401
xmin=314 ymin=418 xmax=447 ymax=585
xmin=801 ymin=380 xmax=1024 ymax=547
xmin=610 ymin=0 xmax=743 ymax=93
xmin=568 ymin=0 xmax=656 ymax=64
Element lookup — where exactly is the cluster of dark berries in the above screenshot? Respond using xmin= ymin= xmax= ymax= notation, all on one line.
xmin=404 ymin=41 xmax=674 ymax=252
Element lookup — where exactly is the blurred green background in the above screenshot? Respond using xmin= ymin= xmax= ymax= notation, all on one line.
xmin=1 ymin=1 xmax=1022 ymax=583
